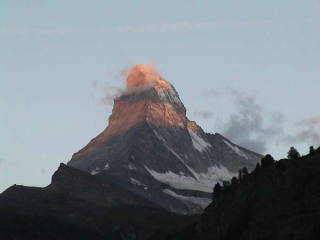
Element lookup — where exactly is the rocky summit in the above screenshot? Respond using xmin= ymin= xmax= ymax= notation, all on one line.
xmin=67 ymin=64 xmax=262 ymax=214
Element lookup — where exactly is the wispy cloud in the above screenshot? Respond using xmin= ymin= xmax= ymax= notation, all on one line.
xmin=2 ymin=18 xmax=313 ymax=36
xmin=193 ymin=110 xmax=214 ymax=120
xmin=285 ymin=116 xmax=320 ymax=144
xmin=0 ymin=157 xmax=5 ymax=166
xmin=0 ymin=22 xmax=219 ymax=36
xmin=221 ymin=89 xmax=285 ymax=154
xmin=215 ymin=89 xmax=320 ymax=154
xmin=296 ymin=116 xmax=320 ymax=127
xmin=99 ymin=64 xmax=162 ymax=106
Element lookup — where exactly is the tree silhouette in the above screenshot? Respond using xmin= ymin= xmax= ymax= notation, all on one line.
xmin=254 ymin=162 xmax=261 ymax=171
xmin=213 ymin=182 xmax=222 ymax=199
xmin=231 ymin=177 xmax=239 ymax=185
xmin=238 ymin=167 xmax=249 ymax=180
xmin=309 ymin=146 xmax=315 ymax=156
xmin=261 ymin=154 xmax=274 ymax=167
xmin=287 ymin=147 xmax=300 ymax=160
xmin=222 ymin=180 xmax=230 ymax=188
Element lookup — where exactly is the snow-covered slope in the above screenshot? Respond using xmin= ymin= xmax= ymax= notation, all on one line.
xmin=67 ymin=64 xmax=262 ymax=214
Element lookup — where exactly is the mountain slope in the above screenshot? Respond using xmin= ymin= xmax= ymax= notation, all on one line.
xmin=67 ymin=64 xmax=262 ymax=214
xmin=184 ymin=149 xmax=320 ymax=240
xmin=0 ymin=183 xmax=196 ymax=240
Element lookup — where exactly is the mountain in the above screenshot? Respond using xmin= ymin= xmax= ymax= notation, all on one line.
xmin=67 ymin=64 xmax=262 ymax=214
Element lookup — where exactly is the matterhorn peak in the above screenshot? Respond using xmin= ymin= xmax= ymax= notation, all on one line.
xmin=126 ymin=64 xmax=162 ymax=89
xmin=68 ymin=64 xmax=262 ymax=214
xmin=111 ymin=64 xmax=186 ymax=130
xmin=121 ymin=64 xmax=182 ymax=106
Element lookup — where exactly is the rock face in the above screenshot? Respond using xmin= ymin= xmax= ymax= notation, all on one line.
xmin=67 ymin=64 xmax=262 ymax=214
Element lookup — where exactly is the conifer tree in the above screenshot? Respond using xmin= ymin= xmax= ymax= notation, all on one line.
xmin=213 ymin=182 xmax=222 ymax=199
xmin=287 ymin=147 xmax=300 ymax=160
xmin=309 ymin=146 xmax=315 ymax=156
xmin=261 ymin=154 xmax=274 ymax=166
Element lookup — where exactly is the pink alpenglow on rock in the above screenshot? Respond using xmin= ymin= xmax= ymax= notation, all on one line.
xmin=126 ymin=64 xmax=162 ymax=89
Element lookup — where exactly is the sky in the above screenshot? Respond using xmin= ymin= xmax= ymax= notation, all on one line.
xmin=1 ymin=0 xmax=320 ymax=192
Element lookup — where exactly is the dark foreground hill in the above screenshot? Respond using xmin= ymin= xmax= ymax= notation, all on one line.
xmin=161 ymin=148 xmax=320 ymax=240
xmin=0 ymin=164 xmax=197 ymax=240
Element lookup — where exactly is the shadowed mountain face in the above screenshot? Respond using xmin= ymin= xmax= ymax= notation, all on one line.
xmin=67 ymin=64 xmax=262 ymax=214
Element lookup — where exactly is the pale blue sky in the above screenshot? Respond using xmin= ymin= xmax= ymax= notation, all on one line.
xmin=1 ymin=0 xmax=320 ymax=192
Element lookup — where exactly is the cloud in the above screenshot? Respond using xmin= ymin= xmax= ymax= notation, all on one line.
xmin=296 ymin=116 xmax=320 ymax=143
xmin=0 ymin=22 xmax=219 ymax=36
xmin=0 ymin=157 xmax=5 ymax=166
xmin=101 ymin=84 xmax=124 ymax=106
xmin=296 ymin=116 xmax=320 ymax=127
xmin=218 ymin=89 xmax=320 ymax=155
xmin=295 ymin=129 xmax=320 ymax=143
xmin=283 ymin=129 xmax=320 ymax=149
xmin=283 ymin=116 xmax=320 ymax=145
xmin=97 ymin=66 xmax=130 ymax=106
xmin=193 ymin=110 xmax=214 ymax=119
xmin=221 ymin=89 xmax=285 ymax=154
xmin=126 ymin=64 xmax=161 ymax=89
xmin=100 ymin=64 xmax=162 ymax=106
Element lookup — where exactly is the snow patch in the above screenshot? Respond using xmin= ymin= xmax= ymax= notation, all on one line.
xmin=163 ymin=189 xmax=212 ymax=208
xmin=90 ymin=168 xmax=100 ymax=175
xmin=145 ymin=165 xmax=235 ymax=193
xmin=153 ymin=129 xmax=198 ymax=177
xmin=128 ymin=163 xmax=136 ymax=170
xmin=130 ymin=177 xmax=146 ymax=186
xmin=155 ymin=83 xmax=183 ymax=107
xmin=188 ymin=130 xmax=211 ymax=153
xmin=163 ymin=143 xmax=199 ymax=178
xmin=104 ymin=163 xmax=110 ymax=170
xmin=223 ymin=140 xmax=248 ymax=159
xmin=152 ymin=129 xmax=167 ymax=143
